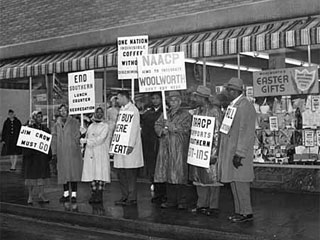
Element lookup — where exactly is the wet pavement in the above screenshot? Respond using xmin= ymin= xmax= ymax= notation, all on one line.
xmin=0 ymin=169 xmax=319 ymax=240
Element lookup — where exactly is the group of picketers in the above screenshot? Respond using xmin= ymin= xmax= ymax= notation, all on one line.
xmin=1 ymin=77 xmax=256 ymax=223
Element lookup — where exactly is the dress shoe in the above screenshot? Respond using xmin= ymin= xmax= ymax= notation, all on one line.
xmin=9 ymin=168 xmax=16 ymax=172
xmin=191 ymin=207 xmax=208 ymax=214
xmin=228 ymin=213 xmax=241 ymax=220
xmin=124 ymin=200 xmax=137 ymax=206
xmin=59 ymin=196 xmax=70 ymax=203
xmin=114 ymin=198 xmax=127 ymax=205
xmin=231 ymin=214 xmax=253 ymax=223
xmin=160 ymin=202 xmax=177 ymax=209
xmin=177 ymin=204 xmax=188 ymax=210
xmin=71 ymin=197 xmax=77 ymax=203
xmin=205 ymin=208 xmax=219 ymax=216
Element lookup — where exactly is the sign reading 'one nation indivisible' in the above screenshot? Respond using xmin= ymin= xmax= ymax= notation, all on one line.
xmin=68 ymin=70 xmax=95 ymax=114
xmin=117 ymin=35 xmax=148 ymax=80
xmin=109 ymin=111 xmax=134 ymax=155
xmin=137 ymin=52 xmax=187 ymax=92
xmin=253 ymin=66 xmax=318 ymax=97
xmin=17 ymin=126 xmax=52 ymax=154
xmin=187 ymin=115 xmax=215 ymax=169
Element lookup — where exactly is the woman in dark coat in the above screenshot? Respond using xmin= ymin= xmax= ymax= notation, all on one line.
xmin=1 ymin=109 xmax=22 ymax=171
xmin=22 ymin=111 xmax=51 ymax=204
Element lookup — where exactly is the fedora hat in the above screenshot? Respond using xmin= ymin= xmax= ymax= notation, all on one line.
xmin=167 ymin=91 xmax=181 ymax=99
xmin=193 ymin=85 xmax=211 ymax=97
xmin=224 ymin=77 xmax=244 ymax=91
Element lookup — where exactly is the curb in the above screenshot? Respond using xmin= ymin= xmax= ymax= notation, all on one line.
xmin=0 ymin=202 xmax=266 ymax=240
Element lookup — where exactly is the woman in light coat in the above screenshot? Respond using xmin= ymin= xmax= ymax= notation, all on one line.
xmin=81 ymin=107 xmax=111 ymax=203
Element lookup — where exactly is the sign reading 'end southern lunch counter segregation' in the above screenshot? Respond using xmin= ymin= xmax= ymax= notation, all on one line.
xmin=17 ymin=126 xmax=52 ymax=154
xmin=187 ymin=115 xmax=215 ymax=169
xmin=137 ymin=52 xmax=187 ymax=92
xmin=253 ymin=66 xmax=318 ymax=97
xmin=118 ymin=36 xmax=148 ymax=80
xmin=109 ymin=111 xmax=134 ymax=155
xmin=68 ymin=70 xmax=95 ymax=114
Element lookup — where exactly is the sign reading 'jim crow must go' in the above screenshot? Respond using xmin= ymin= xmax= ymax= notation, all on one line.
xmin=253 ymin=66 xmax=318 ymax=97
xmin=17 ymin=126 xmax=52 ymax=154
xmin=68 ymin=70 xmax=95 ymax=115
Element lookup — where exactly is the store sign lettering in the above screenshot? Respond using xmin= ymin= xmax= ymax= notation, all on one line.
xmin=253 ymin=67 xmax=318 ymax=97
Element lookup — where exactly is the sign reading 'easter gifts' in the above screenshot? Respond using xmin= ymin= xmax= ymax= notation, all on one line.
xmin=187 ymin=116 xmax=215 ymax=169
xmin=109 ymin=111 xmax=134 ymax=155
xmin=137 ymin=52 xmax=187 ymax=92
xmin=17 ymin=126 xmax=52 ymax=154
xmin=68 ymin=70 xmax=95 ymax=114
xmin=253 ymin=66 xmax=318 ymax=97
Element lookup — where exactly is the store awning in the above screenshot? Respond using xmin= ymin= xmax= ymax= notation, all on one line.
xmin=1 ymin=16 xmax=319 ymax=80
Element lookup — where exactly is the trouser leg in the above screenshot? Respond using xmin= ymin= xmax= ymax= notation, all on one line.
xmin=166 ymin=183 xmax=178 ymax=205
xmin=208 ymin=186 xmax=220 ymax=209
xmin=70 ymin=182 xmax=77 ymax=192
xmin=117 ymin=168 xmax=128 ymax=199
xmin=127 ymin=168 xmax=138 ymax=201
xmin=231 ymin=182 xmax=240 ymax=214
xmin=234 ymin=182 xmax=252 ymax=215
xmin=196 ymin=186 xmax=209 ymax=208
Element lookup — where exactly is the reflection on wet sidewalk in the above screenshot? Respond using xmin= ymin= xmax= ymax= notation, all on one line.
xmin=0 ymin=171 xmax=319 ymax=240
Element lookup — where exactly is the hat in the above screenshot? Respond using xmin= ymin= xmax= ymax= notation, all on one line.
xmin=168 ymin=91 xmax=181 ymax=99
xmin=193 ymin=85 xmax=211 ymax=97
xmin=224 ymin=77 xmax=244 ymax=91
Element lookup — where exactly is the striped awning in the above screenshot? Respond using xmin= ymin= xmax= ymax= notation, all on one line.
xmin=1 ymin=16 xmax=319 ymax=80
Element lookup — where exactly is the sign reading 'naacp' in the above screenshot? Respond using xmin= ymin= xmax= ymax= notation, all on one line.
xmin=68 ymin=70 xmax=95 ymax=114
xmin=17 ymin=126 xmax=52 ymax=154
xmin=187 ymin=115 xmax=215 ymax=169
xmin=137 ymin=52 xmax=187 ymax=92
xmin=109 ymin=111 xmax=134 ymax=155
xmin=117 ymin=35 xmax=148 ymax=80
xmin=253 ymin=66 xmax=318 ymax=97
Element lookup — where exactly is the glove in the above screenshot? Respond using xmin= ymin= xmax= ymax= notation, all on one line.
xmin=80 ymin=126 xmax=87 ymax=135
xmin=209 ymin=155 xmax=217 ymax=165
xmin=126 ymin=146 xmax=134 ymax=155
xmin=233 ymin=155 xmax=243 ymax=169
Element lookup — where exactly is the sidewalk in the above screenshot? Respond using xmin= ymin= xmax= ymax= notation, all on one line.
xmin=0 ymin=168 xmax=319 ymax=240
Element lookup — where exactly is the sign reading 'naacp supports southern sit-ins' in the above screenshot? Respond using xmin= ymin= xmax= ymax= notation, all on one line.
xmin=17 ymin=126 xmax=52 ymax=154
xmin=118 ymin=35 xmax=149 ymax=80
xmin=109 ymin=111 xmax=134 ymax=155
xmin=68 ymin=70 xmax=95 ymax=114
xmin=137 ymin=52 xmax=187 ymax=92
xmin=188 ymin=115 xmax=215 ymax=169
xmin=253 ymin=66 xmax=319 ymax=97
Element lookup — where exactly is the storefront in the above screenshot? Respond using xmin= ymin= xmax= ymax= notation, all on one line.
xmin=1 ymin=14 xmax=319 ymax=192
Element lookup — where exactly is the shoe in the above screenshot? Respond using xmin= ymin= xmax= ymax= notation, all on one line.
xmin=27 ymin=199 xmax=33 ymax=205
xmin=59 ymin=196 xmax=70 ymax=203
xmin=205 ymin=208 xmax=219 ymax=216
xmin=228 ymin=213 xmax=241 ymax=220
xmin=177 ymin=204 xmax=188 ymax=210
xmin=9 ymin=168 xmax=16 ymax=172
xmin=38 ymin=195 xmax=50 ymax=204
xmin=160 ymin=202 xmax=177 ymax=209
xmin=231 ymin=214 xmax=253 ymax=223
xmin=124 ymin=200 xmax=137 ymax=206
xmin=71 ymin=197 xmax=77 ymax=203
xmin=191 ymin=207 xmax=208 ymax=214
xmin=114 ymin=198 xmax=127 ymax=205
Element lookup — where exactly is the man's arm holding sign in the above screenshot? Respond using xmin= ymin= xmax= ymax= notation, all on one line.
xmin=126 ymin=107 xmax=139 ymax=155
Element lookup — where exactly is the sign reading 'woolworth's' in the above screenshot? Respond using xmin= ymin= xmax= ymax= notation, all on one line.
xmin=187 ymin=115 xmax=215 ymax=169
xmin=17 ymin=126 xmax=52 ymax=154
xmin=137 ymin=52 xmax=187 ymax=92
xmin=68 ymin=70 xmax=95 ymax=114
xmin=109 ymin=111 xmax=134 ymax=155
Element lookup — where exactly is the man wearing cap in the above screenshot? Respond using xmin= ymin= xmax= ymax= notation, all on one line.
xmin=218 ymin=77 xmax=256 ymax=223
xmin=189 ymin=85 xmax=223 ymax=216
xmin=154 ymin=91 xmax=192 ymax=210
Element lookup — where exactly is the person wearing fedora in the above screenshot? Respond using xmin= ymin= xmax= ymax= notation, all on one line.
xmin=218 ymin=77 xmax=256 ymax=223
xmin=154 ymin=91 xmax=192 ymax=210
xmin=189 ymin=85 xmax=224 ymax=216
xmin=81 ymin=107 xmax=111 ymax=204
